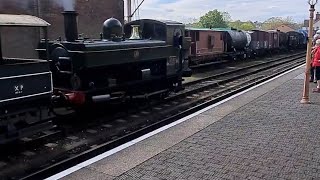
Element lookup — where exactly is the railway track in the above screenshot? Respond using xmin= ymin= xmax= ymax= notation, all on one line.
xmin=0 ymin=52 xmax=305 ymax=180
xmin=173 ymin=52 xmax=305 ymax=98
xmin=186 ymin=52 xmax=305 ymax=86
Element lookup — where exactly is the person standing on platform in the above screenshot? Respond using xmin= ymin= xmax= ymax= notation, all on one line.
xmin=311 ymin=30 xmax=320 ymax=83
xmin=313 ymin=30 xmax=320 ymax=44
xmin=312 ymin=39 xmax=320 ymax=92
xmin=311 ymin=46 xmax=317 ymax=83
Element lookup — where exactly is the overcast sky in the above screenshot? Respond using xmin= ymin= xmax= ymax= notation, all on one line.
xmin=124 ymin=0 xmax=319 ymax=23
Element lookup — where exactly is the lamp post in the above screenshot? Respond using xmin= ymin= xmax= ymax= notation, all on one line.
xmin=301 ymin=0 xmax=318 ymax=104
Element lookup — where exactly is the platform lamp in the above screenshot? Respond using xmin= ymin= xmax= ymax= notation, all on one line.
xmin=301 ymin=0 xmax=318 ymax=104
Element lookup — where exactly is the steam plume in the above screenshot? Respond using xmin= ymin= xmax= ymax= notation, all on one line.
xmin=55 ymin=0 xmax=76 ymax=11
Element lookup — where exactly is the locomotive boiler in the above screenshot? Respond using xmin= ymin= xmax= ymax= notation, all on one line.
xmin=38 ymin=11 xmax=191 ymax=106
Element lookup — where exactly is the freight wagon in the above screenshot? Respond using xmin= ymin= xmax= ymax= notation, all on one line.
xmin=185 ymin=27 xmax=249 ymax=67
xmin=185 ymin=28 xmax=227 ymax=66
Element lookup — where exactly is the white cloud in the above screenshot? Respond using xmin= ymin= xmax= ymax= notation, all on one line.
xmin=124 ymin=0 xmax=317 ymax=23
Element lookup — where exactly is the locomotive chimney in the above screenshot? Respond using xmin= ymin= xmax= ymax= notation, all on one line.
xmin=62 ymin=11 xmax=78 ymax=42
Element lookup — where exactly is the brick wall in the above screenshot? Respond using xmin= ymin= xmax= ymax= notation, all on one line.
xmin=0 ymin=0 xmax=124 ymax=58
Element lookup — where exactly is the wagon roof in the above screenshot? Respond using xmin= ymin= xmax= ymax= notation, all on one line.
xmin=185 ymin=27 xmax=215 ymax=31
xmin=0 ymin=14 xmax=50 ymax=27
xmin=126 ymin=19 xmax=183 ymax=26
xmin=186 ymin=27 xmax=240 ymax=32
xmin=211 ymin=28 xmax=233 ymax=31
xmin=252 ymin=29 xmax=268 ymax=32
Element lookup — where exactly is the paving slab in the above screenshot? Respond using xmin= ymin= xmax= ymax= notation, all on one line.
xmin=63 ymin=66 xmax=320 ymax=180
xmin=87 ymin=142 xmax=164 ymax=176
xmin=60 ymin=167 xmax=115 ymax=180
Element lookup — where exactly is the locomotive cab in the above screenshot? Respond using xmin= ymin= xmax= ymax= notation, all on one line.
xmin=124 ymin=19 xmax=192 ymax=77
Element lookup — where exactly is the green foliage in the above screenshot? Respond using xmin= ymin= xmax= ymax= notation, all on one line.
xmin=186 ymin=21 xmax=202 ymax=28
xmin=185 ymin=18 xmax=201 ymax=28
xmin=239 ymin=22 xmax=256 ymax=31
xmin=228 ymin=20 xmax=243 ymax=29
xmin=198 ymin=9 xmax=228 ymax=28
xmin=261 ymin=16 xmax=296 ymax=30
xmin=189 ymin=10 xmax=301 ymax=31
xmin=228 ymin=21 xmax=256 ymax=31
xmin=221 ymin=12 xmax=232 ymax=22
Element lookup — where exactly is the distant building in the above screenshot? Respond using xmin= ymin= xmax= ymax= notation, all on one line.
xmin=275 ymin=25 xmax=295 ymax=32
xmin=303 ymin=12 xmax=320 ymax=30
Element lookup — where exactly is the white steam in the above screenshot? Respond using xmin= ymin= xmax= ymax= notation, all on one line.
xmin=55 ymin=0 xmax=76 ymax=11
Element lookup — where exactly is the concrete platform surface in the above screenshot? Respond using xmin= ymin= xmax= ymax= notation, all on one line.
xmin=58 ymin=66 xmax=320 ymax=180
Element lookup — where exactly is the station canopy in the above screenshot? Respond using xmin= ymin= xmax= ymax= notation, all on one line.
xmin=0 ymin=14 xmax=50 ymax=27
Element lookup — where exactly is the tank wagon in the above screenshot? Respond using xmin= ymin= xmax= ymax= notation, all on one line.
xmin=212 ymin=28 xmax=248 ymax=60
xmin=0 ymin=14 xmax=53 ymax=144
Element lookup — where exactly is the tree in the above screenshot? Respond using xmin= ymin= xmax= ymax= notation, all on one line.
xmin=185 ymin=18 xmax=201 ymax=28
xmin=221 ymin=12 xmax=232 ymax=22
xmin=228 ymin=20 xmax=243 ymax=29
xmin=228 ymin=20 xmax=256 ymax=31
xmin=186 ymin=22 xmax=201 ymax=28
xmin=198 ymin=9 xmax=228 ymax=28
xmin=261 ymin=16 xmax=296 ymax=30
xmin=239 ymin=22 xmax=256 ymax=31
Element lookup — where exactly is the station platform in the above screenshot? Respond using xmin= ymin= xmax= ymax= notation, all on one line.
xmin=51 ymin=65 xmax=320 ymax=180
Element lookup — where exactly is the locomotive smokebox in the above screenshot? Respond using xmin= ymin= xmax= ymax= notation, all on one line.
xmin=62 ymin=11 xmax=78 ymax=42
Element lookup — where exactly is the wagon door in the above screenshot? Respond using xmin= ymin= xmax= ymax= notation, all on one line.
xmin=264 ymin=32 xmax=269 ymax=49
xmin=189 ymin=30 xmax=197 ymax=55
xmin=258 ymin=31 xmax=264 ymax=50
xmin=268 ymin=32 xmax=272 ymax=49
xmin=274 ymin=32 xmax=279 ymax=48
xmin=223 ymin=32 xmax=229 ymax=52
xmin=251 ymin=31 xmax=259 ymax=50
